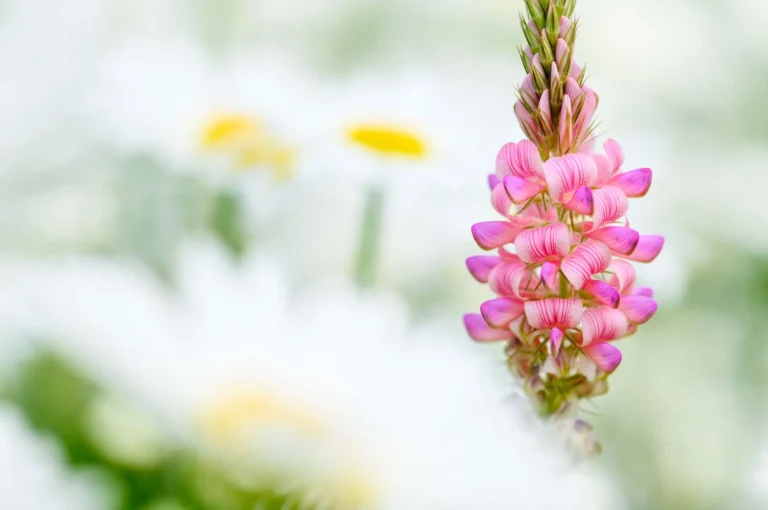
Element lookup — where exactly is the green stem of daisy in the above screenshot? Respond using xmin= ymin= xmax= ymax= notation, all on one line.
xmin=354 ymin=186 xmax=385 ymax=288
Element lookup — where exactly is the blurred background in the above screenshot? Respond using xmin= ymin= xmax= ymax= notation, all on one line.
xmin=1 ymin=0 xmax=767 ymax=508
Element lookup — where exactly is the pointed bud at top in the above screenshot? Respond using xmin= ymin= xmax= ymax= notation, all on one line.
xmin=550 ymin=63 xmax=563 ymax=111
xmin=520 ymin=75 xmax=538 ymax=112
xmin=563 ymin=17 xmax=578 ymax=49
xmin=545 ymin=1 xmax=560 ymax=46
xmin=559 ymin=16 xmax=571 ymax=38
xmin=519 ymin=46 xmax=533 ymax=74
xmin=531 ymin=54 xmax=549 ymax=93
xmin=520 ymin=13 xmax=540 ymax=52
xmin=563 ymin=0 xmax=577 ymax=18
xmin=538 ymin=89 xmax=553 ymax=133
xmin=539 ymin=29 xmax=555 ymax=68
xmin=525 ymin=0 xmax=546 ymax=29
xmin=559 ymin=94 xmax=574 ymax=152
xmin=555 ymin=39 xmax=571 ymax=76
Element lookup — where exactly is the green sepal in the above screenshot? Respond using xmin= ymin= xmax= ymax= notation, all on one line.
xmin=545 ymin=0 xmax=559 ymax=45
xmin=525 ymin=0 xmax=546 ymax=30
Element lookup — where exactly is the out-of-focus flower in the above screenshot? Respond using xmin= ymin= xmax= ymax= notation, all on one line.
xmin=465 ymin=0 xmax=663 ymax=419
xmin=0 ymin=405 xmax=107 ymax=509
xmin=6 ymin=241 xmax=624 ymax=510
xmin=346 ymin=124 xmax=428 ymax=159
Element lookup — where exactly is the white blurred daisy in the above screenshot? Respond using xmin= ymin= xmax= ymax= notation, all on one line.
xmin=6 ymin=241 xmax=624 ymax=510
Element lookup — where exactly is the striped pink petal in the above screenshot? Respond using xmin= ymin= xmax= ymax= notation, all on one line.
xmin=625 ymin=235 xmax=664 ymax=263
xmin=620 ymin=296 xmax=658 ymax=324
xmin=466 ymin=255 xmax=502 ymax=283
xmin=524 ymin=298 xmax=583 ymax=330
xmin=544 ymin=154 xmax=597 ymax=202
xmin=586 ymin=227 xmax=640 ymax=256
xmin=633 ymin=286 xmax=654 ymax=298
xmin=481 ymin=297 xmax=525 ymax=328
xmin=592 ymin=186 xmax=629 ymax=229
xmin=550 ymin=327 xmax=564 ymax=356
xmin=491 ymin=182 xmax=513 ymax=216
xmin=582 ymin=342 xmax=622 ymax=373
xmin=582 ymin=307 xmax=629 ymax=345
xmin=608 ymin=168 xmax=653 ymax=198
xmin=514 ymin=223 xmax=571 ymax=263
xmin=591 ymin=153 xmax=614 ymax=185
xmin=604 ymin=139 xmax=624 ymax=173
xmin=472 ymin=221 xmax=521 ymax=250
xmin=489 ymin=261 xmax=528 ymax=299
xmin=464 ymin=314 xmax=516 ymax=343
xmin=540 ymin=262 xmax=559 ymax=290
xmin=495 ymin=142 xmax=518 ymax=178
xmin=564 ymin=186 xmax=594 ymax=215
xmin=503 ymin=176 xmax=545 ymax=204
xmin=583 ymin=279 xmax=620 ymax=308
xmin=575 ymin=87 xmax=598 ymax=133
xmin=608 ymin=259 xmax=636 ymax=293
xmin=514 ymin=140 xmax=545 ymax=179
xmin=561 ymin=240 xmax=612 ymax=290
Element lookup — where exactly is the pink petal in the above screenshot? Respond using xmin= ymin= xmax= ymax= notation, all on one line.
xmin=559 ymin=16 xmax=571 ymax=38
xmin=495 ymin=142 xmax=518 ymax=179
xmin=592 ymin=186 xmax=629 ymax=229
xmin=540 ymin=262 xmax=559 ymax=290
xmin=633 ymin=286 xmax=654 ymax=298
xmin=604 ymin=139 xmax=624 ymax=173
xmin=544 ymin=154 xmax=597 ymax=202
xmin=586 ymin=227 xmax=640 ymax=256
xmin=582 ymin=307 xmax=629 ymax=345
xmin=591 ymin=153 xmax=614 ymax=185
xmin=481 ymin=297 xmax=526 ymax=328
xmin=564 ymin=186 xmax=594 ymax=215
xmin=539 ymin=90 xmax=552 ymax=131
xmin=503 ymin=176 xmax=546 ymax=204
xmin=514 ymin=223 xmax=571 ymax=263
xmin=583 ymin=279 xmax=620 ymax=308
xmin=608 ymin=168 xmax=653 ymax=198
xmin=561 ymin=240 xmax=612 ymax=290
xmin=472 ymin=221 xmax=522 ymax=250
xmin=625 ymin=235 xmax=664 ymax=263
xmin=608 ymin=259 xmax=636 ymax=293
xmin=620 ymin=296 xmax=658 ymax=324
xmin=569 ymin=58 xmax=582 ymax=81
xmin=488 ymin=174 xmax=500 ymax=190
xmin=582 ymin=342 xmax=622 ymax=373
xmin=464 ymin=313 xmax=516 ymax=343
xmin=559 ymin=94 xmax=573 ymax=150
xmin=520 ymin=75 xmax=537 ymax=110
xmin=575 ymin=87 xmax=598 ymax=133
xmin=491 ymin=182 xmax=513 ymax=216
xmin=524 ymin=298 xmax=583 ymax=330
xmin=550 ymin=327 xmax=564 ymax=356
xmin=514 ymin=140 xmax=545 ymax=179
xmin=488 ymin=261 xmax=528 ymax=299
xmin=564 ymin=77 xmax=581 ymax=104
xmin=515 ymin=102 xmax=543 ymax=145
xmin=466 ymin=255 xmax=501 ymax=283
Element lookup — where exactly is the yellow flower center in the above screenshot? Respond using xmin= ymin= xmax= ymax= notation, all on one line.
xmin=200 ymin=113 xmax=296 ymax=180
xmin=347 ymin=124 xmax=428 ymax=159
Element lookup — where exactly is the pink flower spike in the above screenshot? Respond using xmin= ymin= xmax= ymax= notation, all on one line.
xmin=544 ymin=154 xmax=598 ymax=202
xmin=633 ymin=286 xmax=655 ymax=298
xmin=592 ymin=186 xmax=629 ymax=229
xmin=503 ymin=176 xmax=545 ymax=204
xmin=561 ymin=240 xmax=612 ymax=290
xmin=604 ymin=139 xmax=624 ymax=173
xmin=608 ymin=168 xmax=653 ymax=198
xmin=540 ymin=262 xmax=559 ymax=290
xmin=564 ymin=186 xmax=594 ymax=215
xmin=489 ymin=262 xmax=530 ymax=299
xmin=481 ymin=297 xmax=525 ymax=328
xmin=491 ymin=181 xmax=513 ymax=216
xmin=608 ymin=259 xmax=636 ymax=293
xmin=550 ymin=327 xmax=564 ymax=357
xmin=472 ymin=221 xmax=521 ymax=250
xmin=587 ymin=226 xmax=640 ymax=256
xmin=514 ymin=223 xmax=571 ymax=263
xmin=620 ymin=296 xmax=658 ymax=324
xmin=464 ymin=314 xmax=516 ymax=343
xmin=582 ymin=307 xmax=629 ymax=345
xmin=488 ymin=174 xmax=500 ymax=189
xmin=583 ymin=279 xmax=620 ymax=308
xmin=582 ymin=342 xmax=623 ymax=373
xmin=625 ymin=235 xmax=665 ymax=263
xmin=524 ymin=298 xmax=583 ymax=330
xmin=466 ymin=255 xmax=502 ymax=283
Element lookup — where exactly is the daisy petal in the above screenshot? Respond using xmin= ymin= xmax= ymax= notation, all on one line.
xmin=587 ymin=227 xmax=640 ymax=256
xmin=608 ymin=168 xmax=653 ymax=198
xmin=625 ymin=235 xmax=664 ymax=263
xmin=472 ymin=221 xmax=522 ymax=250
xmin=514 ymin=223 xmax=571 ymax=263
xmin=481 ymin=297 xmax=526 ymax=328
xmin=564 ymin=186 xmax=594 ymax=215
xmin=582 ymin=307 xmax=629 ymax=345
xmin=583 ymin=279 xmax=620 ymax=308
xmin=464 ymin=313 xmax=516 ymax=343
xmin=620 ymin=296 xmax=658 ymax=324
xmin=524 ymin=298 xmax=583 ymax=330
xmin=544 ymin=154 xmax=598 ymax=202
xmin=561 ymin=240 xmax=612 ymax=290
xmin=582 ymin=342 xmax=622 ymax=373
xmin=592 ymin=186 xmax=629 ymax=229
xmin=466 ymin=256 xmax=502 ymax=283
xmin=503 ymin=175 xmax=546 ymax=204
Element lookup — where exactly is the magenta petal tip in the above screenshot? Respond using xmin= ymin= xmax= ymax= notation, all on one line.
xmin=620 ymin=296 xmax=658 ymax=324
xmin=480 ymin=297 xmax=525 ymax=328
xmin=471 ymin=221 xmax=521 ymax=250
xmin=464 ymin=313 xmax=516 ymax=343
xmin=466 ymin=255 xmax=501 ymax=283
xmin=583 ymin=342 xmax=623 ymax=373
xmin=564 ymin=186 xmax=594 ymax=215
xmin=626 ymin=235 xmax=664 ymax=263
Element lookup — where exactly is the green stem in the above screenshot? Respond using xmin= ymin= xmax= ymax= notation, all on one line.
xmin=354 ymin=186 xmax=385 ymax=288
